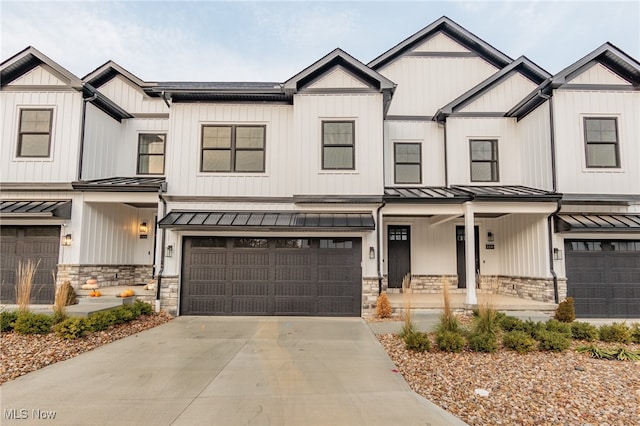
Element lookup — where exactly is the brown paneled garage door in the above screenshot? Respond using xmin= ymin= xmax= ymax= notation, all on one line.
xmin=0 ymin=226 xmax=60 ymax=304
xmin=181 ymin=237 xmax=362 ymax=316
xmin=565 ymin=240 xmax=640 ymax=318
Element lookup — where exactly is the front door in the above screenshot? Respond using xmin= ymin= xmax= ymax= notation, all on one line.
xmin=456 ymin=226 xmax=480 ymax=289
xmin=388 ymin=226 xmax=411 ymax=288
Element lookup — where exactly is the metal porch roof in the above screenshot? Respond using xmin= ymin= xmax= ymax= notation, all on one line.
xmin=384 ymin=187 xmax=470 ymax=202
xmin=0 ymin=200 xmax=71 ymax=218
xmin=158 ymin=211 xmax=375 ymax=231
xmin=384 ymin=186 xmax=559 ymax=203
xmin=555 ymin=214 xmax=640 ymax=233
xmin=72 ymin=177 xmax=165 ymax=192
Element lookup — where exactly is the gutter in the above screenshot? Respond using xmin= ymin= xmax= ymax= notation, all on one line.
xmin=155 ymin=183 xmax=168 ymax=311
xmin=443 ymin=119 xmax=449 ymax=187
xmin=376 ymin=201 xmax=386 ymax=295
xmin=78 ymin=91 xmax=98 ymax=180
xmin=547 ymin=198 xmax=562 ymax=304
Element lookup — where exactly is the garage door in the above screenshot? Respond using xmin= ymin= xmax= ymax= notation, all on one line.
xmin=181 ymin=237 xmax=362 ymax=316
xmin=565 ymin=240 xmax=640 ymax=318
xmin=0 ymin=226 xmax=60 ymax=304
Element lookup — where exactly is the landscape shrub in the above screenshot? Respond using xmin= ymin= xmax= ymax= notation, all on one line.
xmin=13 ymin=312 xmax=53 ymax=335
xmin=498 ymin=315 xmax=525 ymax=332
xmin=88 ymin=310 xmax=117 ymax=331
xmin=544 ymin=319 xmax=572 ymax=338
xmin=554 ymin=297 xmax=576 ymax=323
xmin=404 ymin=331 xmax=431 ymax=352
xmin=473 ymin=304 xmax=500 ymax=336
xmin=54 ymin=317 xmax=91 ymax=339
xmin=502 ymin=330 xmax=537 ymax=354
xmin=571 ymin=322 xmax=599 ymax=341
xmin=537 ymin=330 xmax=571 ymax=352
xmin=599 ymin=323 xmax=632 ymax=344
xmin=436 ymin=330 xmax=465 ymax=352
xmin=398 ymin=321 xmax=416 ymax=339
xmin=631 ymin=323 xmax=640 ymax=344
xmin=133 ymin=300 xmax=153 ymax=316
xmin=52 ymin=311 xmax=68 ymax=325
xmin=376 ymin=292 xmax=393 ymax=319
xmin=1 ymin=311 xmax=19 ymax=332
xmin=522 ymin=319 xmax=546 ymax=339
xmin=467 ymin=332 xmax=497 ymax=353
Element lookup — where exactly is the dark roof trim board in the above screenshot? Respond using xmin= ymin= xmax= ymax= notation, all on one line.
xmin=368 ymin=16 xmax=512 ymax=70
xmin=72 ymin=177 xmax=166 ymax=192
xmin=0 ymin=200 xmax=71 ymax=219
xmin=384 ymin=185 xmax=560 ymax=203
xmin=83 ymin=60 xmax=155 ymax=90
xmin=555 ymin=214 xmax=640 ymax=233
xmin=561 ymin=193 xmax=640 ymax=205
xmin=293 ymin=194 xmax=383 ymax=204
xmin=434 ymin=56 xmax=550 ymax=122
xmin=158 ymin=211 xmax=375 ymax=231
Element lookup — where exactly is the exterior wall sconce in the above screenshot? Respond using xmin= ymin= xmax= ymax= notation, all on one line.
xmin=166 ymin=244 xmax=173 ymax=257
xmin=553 ymin=248 xmax=563 ymax=260
xmin=139 ymin=221 xmax=148 ymax=234
xmin=487 ymin=231 xmax=494 ymax=242
xmin=61 ymin=234 xmax=72 ymax=246
xmin=369 ymin=246 xmax=376 ymax=259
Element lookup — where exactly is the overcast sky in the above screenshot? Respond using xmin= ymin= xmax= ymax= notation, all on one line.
xmin=1 ymin=1 xmax=638 ymax=82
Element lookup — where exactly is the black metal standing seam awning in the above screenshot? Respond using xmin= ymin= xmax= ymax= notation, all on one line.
xmin=384 ymin=185 xmax=560 ymax=203
xmin=72 ymin=177 xmax=165 ymax=192
xmin=158 ymin=211 xmax=375 ymax=231
xmin=384 ymin=187 xmax=470 ymax=203
xmin=0 ymin=200 xmax=71 ymax=218
xmin=555 ymin=214 xmax=640 ymax=233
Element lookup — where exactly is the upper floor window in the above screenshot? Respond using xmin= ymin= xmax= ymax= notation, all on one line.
xmin=137 ymin=134 xmax=166 ymax=175
xmin=201 ymin=125 xmax=265 ymax=172
xmin=17 ymin=109 xmax=53 ymax=157
xmin=322 ymin=121 xmax=354 ymax=170
xmin=470 ymin=139 xmax=498 ymax=182
xmin=394 ymin=143 xmax=421 ymax=184
xmin=584 ymin=118 xmax=619 ymax=168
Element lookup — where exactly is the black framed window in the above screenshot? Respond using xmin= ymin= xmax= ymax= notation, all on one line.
xmin=394 ymin=143 xmax=421 ymax=184
xmin=584 ymin=118 xmax=620 ymax=168
xmin=17 ymin=109 xmax=53 ymax=157
xmin=322 ymin=121 xmax=354 ymax=170
xmin=137 ymin=133 xmax=165 ymax=174
xmin=201 ymin=125 xmax=265 ymax=172
xmin=470 ymin=139 xmax=498 ymax=182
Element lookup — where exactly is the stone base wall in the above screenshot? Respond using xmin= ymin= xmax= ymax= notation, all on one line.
xmin=361 ymin=277 xmax=380 ymax=317
xmin=159 ymin=275 xmax=179 ymax=315
xmin=384 ymin=275 xmax=460 ymax=294
xmin=57 ymin=265 xmax=153 ymax=289
xmin=485 ymin=275 xmax=561 ymax=303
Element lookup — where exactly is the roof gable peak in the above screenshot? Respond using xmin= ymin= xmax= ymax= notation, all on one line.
xmin=1 ymin=45 xmax=83 ymax=89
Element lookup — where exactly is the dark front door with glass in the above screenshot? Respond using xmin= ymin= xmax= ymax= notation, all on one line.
xmin=388 ymin=226 xmax=411 ymax=289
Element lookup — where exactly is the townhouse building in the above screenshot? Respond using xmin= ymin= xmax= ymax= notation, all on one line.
xmin=1 ymin=17 xmax=638 ymax=317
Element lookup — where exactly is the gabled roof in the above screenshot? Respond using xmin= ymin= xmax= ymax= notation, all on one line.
xmin=0 ymin=46 xmax=83 ymax=88
xmin=368 ymin=16 xmax=512 ymax=70
xmin=83 ymin=60 xmax=156 ymax=90
xmin=434 ymin=56 xmax=550 ymax=122
xmin=508 ymin=43 xmax=640 ymax=119
xmin=284 ymin=48 xmax=395 ymax=93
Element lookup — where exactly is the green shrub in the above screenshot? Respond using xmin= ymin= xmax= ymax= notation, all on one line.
xmin=131 ymin=300 xmax=153 ymax=316
xmin=88 ymin=310 xmax=117 ymax=331
xmin=473 ymin=305 xmax=500 ymax=336
xmin=111 ymin=306 xmax=136 ymax=324
xmin=523 ymin=319 xmax=546 ymax=339
xmin=503 ymin=330 xmax=537 ymax=354
xmin=398 ymin=321 xmax=416 ymax=339
xmin=537 ymin=331 xmax=571 ymax=352
xmin=498 ymin=315 xmax=525 ymax=332
xmin=545 ymin=319 xmax=572 ymax=338
xmin=13 ymin=312 xmax=53 ymax=335
xmin=54 ymin=317 xmax=91 ymax=339
xmin=52 ymin=311 xmax=68 ymax=325
xmin=1 ymin=311 xmax=19 ymax=332
xmin=435 ymin=314 xmax=461 ymax=334
xmin=404 ymin=331 xmax=431 ymax=352
xmin=571 ymin=322 xmax=599 ymax=341
xmin=599 ymin=322 xmax=632 ymax=344
xmin=631 ymin=323 xmax=640 ymax=344
xmin=554 ymin=297 xmax=576 ymax=322
xmin=467 ymin=332 xmax=497 ymax=353
xmin=436 ymin=330 xmax=465 ymax=352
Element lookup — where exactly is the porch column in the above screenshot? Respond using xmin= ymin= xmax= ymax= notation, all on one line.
xmin=464 ymin=202 xmax=477 ymax=305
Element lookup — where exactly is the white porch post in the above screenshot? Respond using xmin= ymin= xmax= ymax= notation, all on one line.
xmin=464 ymin=202 xmax=477 ymax=306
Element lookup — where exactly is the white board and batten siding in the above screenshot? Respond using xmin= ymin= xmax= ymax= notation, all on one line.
xmin=1 ymin=90 xmax=82 ymax=182
xmin=515 ymin=102 xmax=553 ymax=190
xmin=293 ymin=93 xmax=384 ymax=195
xmin=306 ymin=66 xmax=370 ymax=90
xmin=384 ymin=120 xmax=446 ymax=186
xmin=568 ymin=63 xmax=634 ymax=86
xmin=166 ymin=103 xmax=294 ymax=197
xmin=553 ymin=89 xmax=640 ymax=195
xmin=458 ymin=73 xmax=538 ymax=113
xmin=98 ymin=75 xmax=169 ymax=115
xmin=7 ymin=65 xmax=68 ymax=87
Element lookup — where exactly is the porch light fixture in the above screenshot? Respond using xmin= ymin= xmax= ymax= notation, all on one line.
xmin=166 ymin=244 xmax=173 ymax=257
xmin=61 ymin=234 xmax=72 ymax=246
xmin=487 ymin=231 xmax=494 ymax=242
xmin=369 ymin=246 xmax=376 ymax=259
xmin=553 ymin=248 xmax=563 ymax=260
xmin=139 ymin=221 xmax=148 ymax=234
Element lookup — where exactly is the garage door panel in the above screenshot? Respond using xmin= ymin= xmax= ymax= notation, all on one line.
xmin=190 ymin=252 xmax=226 ymax=266
xmin=232 ymin=298 xmax=269 ymax=315
xmin=189 ymin=267 xmax=227 ymax=281
xmin=275 ymin=268 xmax=313 ymax=282
xmin=233 ymin=252 xmax=269 ymax=266
xmin=274 ymin=283 xmax=315 ymax=296
xmin=188 ymin=298 xmax=226 ymax=315
xmin=189 ymin=282 xmax=226 ymax=296
xmin=233 ymin=282 xmax=270 ymax=296
xmin=232 ymin=268 xmax=270 ymax=281
xmin=318 ymin=298 xmax=354 ymax=316
xmin=274 ymin=298 xmax=313 ymax=315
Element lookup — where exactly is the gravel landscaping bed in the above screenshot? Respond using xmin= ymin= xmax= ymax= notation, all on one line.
xmin=0 ymin=312 xmax=172 ymax=385
xmin=378 ymin=333 xmax=640 ymax=426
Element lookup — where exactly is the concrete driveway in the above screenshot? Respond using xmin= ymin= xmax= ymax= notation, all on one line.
xmin=1 ymin=317 xmax=466 ymax=426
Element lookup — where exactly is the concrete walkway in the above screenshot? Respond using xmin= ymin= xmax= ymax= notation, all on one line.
xmin=0 ymin=317 xmax=467 ymax=426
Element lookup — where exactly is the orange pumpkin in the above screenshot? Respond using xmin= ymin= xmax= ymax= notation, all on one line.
xmin=94 ymin=290 xmax=102 ymax=297
xmin=120 ymin=291 xmax=129 ymax=298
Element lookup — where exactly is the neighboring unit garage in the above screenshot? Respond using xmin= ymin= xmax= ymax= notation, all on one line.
xmin=564 ymin=240 xmax=640 ymax=318
xmin=181 ymin=237 xmax=362 ymax=316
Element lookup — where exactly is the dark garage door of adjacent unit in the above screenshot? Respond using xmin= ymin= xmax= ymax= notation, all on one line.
xmin=0 ymin=226 xmax=60 ymax=304
xmin=181 ymin=237 xmax=362 ymax=316
xmin=565 ymin=240 xmax=640 ymax=318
